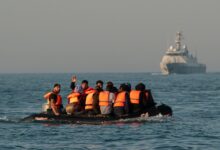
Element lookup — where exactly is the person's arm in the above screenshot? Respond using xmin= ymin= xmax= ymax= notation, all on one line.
xmin=70 ymin=76 xmax=77 ymax=90
xmin=43 ymin=92 xmax=51 ymax=100
xmin=51 ymin=100 xmax=60 ymax=116
xmin=124 ymin=93 xmax=130 ymax=114
xmin=49 ymin=94 xmax=60 ymax=116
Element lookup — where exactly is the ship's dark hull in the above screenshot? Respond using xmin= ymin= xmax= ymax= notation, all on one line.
xmin=166 ymin=63 xmax=206 ymax=74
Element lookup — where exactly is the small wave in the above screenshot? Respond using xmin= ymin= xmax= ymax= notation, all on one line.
xmin=151 ymin=72 xmax=162 ymax=76
xmin=0 ymin=116 xmax=9 ymax=122
xmin=0 ymin=116 xmax=18 ymax=123
xmin=116 ymin=114 xmax=172 ymax=124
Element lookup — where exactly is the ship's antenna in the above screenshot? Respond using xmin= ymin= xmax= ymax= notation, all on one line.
xmin=175 ymin=31 xmax=183 ymax=50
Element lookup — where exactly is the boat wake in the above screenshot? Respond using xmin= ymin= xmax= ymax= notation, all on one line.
xmin=103 ymin=114 xmax=172 ymax=125
xmin=0 ymin=116 xmax=19 ymax=124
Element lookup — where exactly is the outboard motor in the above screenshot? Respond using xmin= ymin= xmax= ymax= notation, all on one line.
xmin=157 ymin=104 xmax=173 ymax=116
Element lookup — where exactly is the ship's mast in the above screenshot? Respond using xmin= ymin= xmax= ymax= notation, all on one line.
xmin=175 ymin=32 xmax=183 ymax=51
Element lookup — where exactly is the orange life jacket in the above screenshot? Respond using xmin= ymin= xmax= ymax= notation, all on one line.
xmin=85 ymin=90 xmax=96 ymax=110
xmin=44 ymin=92 xmax=62 ymax=106
xmin=84 ymin=87 xmax=95 ymax=95
xmin=99 ymin=91 xmax=110 ymax=106
xmin=114 ymin=91 xmax=126 ymax=107
xmin=67 ymin=92 xmax=80 ymax=104
xmin=56 ymin=95 xmax=62 ymax=106
xmin=130 ymin=90 xmax=141 ymax=104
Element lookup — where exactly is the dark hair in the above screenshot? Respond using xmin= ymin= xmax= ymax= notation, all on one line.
xmin=106 ymin=84 xmax=113 ymax=91
xmin=107 ymin=81 xmax=114 ymax=86
xmin=135 ymin=83 xmax=146 ymax=91
xmin=82 ymin=80 xmax=88 ymax=84
xmin=54 ymin=83 xmax=61 ymax=88
xmin=119 ymin=84 xmax=127 ymax=91
xmin=96 ymin=80 xmax=104 ymax=85
xmin=124 ymin=83 xmax=131 ymax=92
xmin=157 ymin=104 xmax=173 ymax=116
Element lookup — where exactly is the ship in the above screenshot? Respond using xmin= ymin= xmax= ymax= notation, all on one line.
xmin=160 ymin=32 xmax=206 ymax=75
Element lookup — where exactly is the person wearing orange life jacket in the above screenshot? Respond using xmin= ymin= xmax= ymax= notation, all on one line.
xmin=130 ymin=83 xmax=147 ymax=114
xmin=43 ymin=83 xmax=63 ymax=116
xmin=133 ymin=83 xmax=156 ymax=114
xmin=113 ymin=84 xmax=131 ymax=116
xmin=66 ymin=85 xmax=82 ymax=115
xmin=85 ymin=87 xmax=102 ymax=115
xmin=70 ymin=76 xmax=94 ymax=110
xmin=99 ymin=84 xmax=116 ymax=115
xmin=91 ymin=86 xmax=103 ymax=115
xmin=106 ymin=81 xmax=118 ymax=94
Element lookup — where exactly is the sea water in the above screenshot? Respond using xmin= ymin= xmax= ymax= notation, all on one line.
xmin=0 ymin=73 xmax=220 ymax=149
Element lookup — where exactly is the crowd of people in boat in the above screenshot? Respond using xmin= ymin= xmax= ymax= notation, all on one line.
xmin=43 ymin=76 xmax=172 ymax=117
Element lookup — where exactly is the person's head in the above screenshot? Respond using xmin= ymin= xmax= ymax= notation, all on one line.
xmin=53 ymin=83 xmax=61 ymax=93
xmin=135 ymin=83 xmax=146 ymax=91
xmin=106 ymin=83 xmax=113 ymax=91
xmin=96 ymin=80 xmax=104 ymax=89
xmin=81 ymin=80 xmax=89 ymax=90
xmin=119 ymin=84 xmax=127 ymax=92
xmin=107 ymin=81 xmax=114 ymax=87
xmin=124 ymin=83 xmax=131 ymax=92
xmin=157 ymin=104 xmax=173 ymax=116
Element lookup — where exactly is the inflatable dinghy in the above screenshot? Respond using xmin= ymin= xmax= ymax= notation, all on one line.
xmin=21 ymin=104 xmax=172 ymax=125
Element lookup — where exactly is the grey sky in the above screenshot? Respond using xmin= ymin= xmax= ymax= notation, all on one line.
xmin=0 ymin=0 xmax=219 ymax=73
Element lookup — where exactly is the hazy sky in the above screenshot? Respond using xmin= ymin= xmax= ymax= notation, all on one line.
xmin=0 ymin=0 xmax=219 ymax=73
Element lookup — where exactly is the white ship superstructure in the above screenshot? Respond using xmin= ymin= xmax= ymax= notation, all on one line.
xmin=160 ymin=32 xmax=206 ymax=75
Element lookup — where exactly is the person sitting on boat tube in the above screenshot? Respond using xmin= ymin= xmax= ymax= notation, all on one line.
xmin=129 ymin=83 xmax=155 ymax=115
xmin=43 ymin=83 xmax=63 ymax=116
xmin=98 ymin=84 xmax=116 ymax=115
xmin=113 ymin=84 xmax=131 ymax=116
xmin=70 ymin=76 xmax=94 ymax=110
xmin=91 ymin=86 xmax=103 ymax=115
xmin=106 ymin=81 xmax=118 ymax=94
xmin=85 ymin=86 xmax=102 ymax=115
xmin=66 ymin=85 xmax=83 ymax=115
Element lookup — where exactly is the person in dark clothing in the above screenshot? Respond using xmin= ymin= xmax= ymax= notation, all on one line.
xmin=91 ymin=86 xmax=103 ymax=115
xmin=48 ymin=93 xmax=60 ymax=116
xmin=44 ymin=83 xmax=63 ymax=115
xmin=113 ymin=84 xmax=131 ymax=116
xmin=145 ymin=89 xmax=156 ymax=109
xmin=134 ymin=83 xmax=156 ymax=113
xmin=106 ymin=81 xmax=118 ymax=93
xmin=70 ymin=76 xmax=94 ymax=110
xmin=135 ymin=83 xmax=156 ymax=112
xmin=124 ymin=83 xmax=131 ymax=92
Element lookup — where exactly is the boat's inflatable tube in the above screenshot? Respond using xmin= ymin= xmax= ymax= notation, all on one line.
xmin=21 ymin=104 xmax=172 ymax=125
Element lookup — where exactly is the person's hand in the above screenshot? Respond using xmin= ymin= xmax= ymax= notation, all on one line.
xmin=72 ymin=75 xmax=77 ymax=82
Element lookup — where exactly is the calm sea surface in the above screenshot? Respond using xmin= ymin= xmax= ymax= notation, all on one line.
xmin=0 ymin=73 xmax=220 ymax=150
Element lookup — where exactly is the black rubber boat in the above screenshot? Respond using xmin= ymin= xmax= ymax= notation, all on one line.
xmin=21 ymin=104 xmax=172 ymax=125
xmin=21 ymin=113 xmax=144 ymax=125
